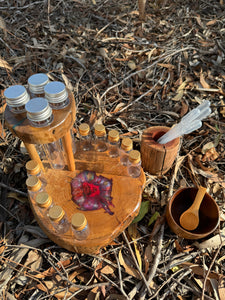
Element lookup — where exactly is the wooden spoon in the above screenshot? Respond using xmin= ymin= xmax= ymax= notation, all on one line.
xmin=179 ymin=186 xmax=207 ymax=231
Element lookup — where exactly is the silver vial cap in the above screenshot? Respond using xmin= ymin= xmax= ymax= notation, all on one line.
xmin=44 ymin=81 xmax=68 ymax=104
xmin=28 ymin=73 xmax=49 ymax=94
xmin=4 ymin=85 xmax=30 ymax=107
xmin=25 ymin=97 xmax=52 ymax=122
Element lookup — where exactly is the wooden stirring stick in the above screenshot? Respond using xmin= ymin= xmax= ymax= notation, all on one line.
xmin=179 ymin=186 xmax=207 ymax=231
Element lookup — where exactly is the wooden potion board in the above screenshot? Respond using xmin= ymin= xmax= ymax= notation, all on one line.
xmin=29 ymin=151 xmax=146 ymax=254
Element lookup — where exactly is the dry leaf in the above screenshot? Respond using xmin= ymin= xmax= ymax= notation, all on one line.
xmin=200 ymin=70 xmax=210 ymax=89
xmin=128 ymin=223 xmax=142 ymax=270
xmin=0 ymin=16 xmax=7 ymax=38
xmin=0 ymin=57 xmax=12 ymax=71
xmin=202 ymin=147 xmax=219 ymax=162
xmin=127 ymin=60 xmax=136 ymax=70
xmin=101 ymin=265 xmax=115 ymax=275
xmin=220 ymin=99 xmax=225 ymax=118
xmin=118 ymin=249 xmax=141 ymax=279
xmin=218 ymin=277 xmax=225 ymax=300
xmin=206 ymin=19 xmax=218 ymax=26
xmin=157 ymin=63 xmax=175 ymax=69
xmin=61 ymin=73 xmax=73 ymax=91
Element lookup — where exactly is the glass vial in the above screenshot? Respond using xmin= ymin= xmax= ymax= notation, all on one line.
xmin=120 ymin=137 xmax=133 ymax=166
xmin=44 ymin=81 xmax=69 ymax=110
xmin=128 ymin=150 xmax=142 ymax=178
xmin=4 ymin=85 xmax=30 ymax=114
xmin=94 ymin=124 xmax=107 ymax=152
xmin=79 ymin=123 xmax=92 ymax=151
xmin=28 ymin=73 xmax=49 ymax=98
xmin=108 ymin=129 xmax=120 ymax=158
xmin=25 ymin=98 xmax=65 ymax=169
xmin=35 ymin=192 xmax=53 ymax=215
xmin=48 ymin=205 xmax=70 ymax=234
xmin=26 ymin=175 xmax=44 ymax=199
xmin=71 ymin=213 xmax=90 ymax=240
xmin=25 ymin=160 xmax=47 ymax=187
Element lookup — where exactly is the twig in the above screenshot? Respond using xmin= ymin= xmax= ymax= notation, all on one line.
xmin=139 ymin=223 xmax=165 ymax=299
xmin=201 ymin=237 xmax=223 ymax=300
xmin=0 ymin=182 xmax=28 ymax=197
xmin=122 ymin=231 xmax=151 ymax=295
xmin=114 ymin=249 xmax=129 ymax=299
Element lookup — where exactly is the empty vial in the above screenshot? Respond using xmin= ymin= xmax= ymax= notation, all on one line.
xmin=35 ymin=192 xmax=53 ymax=215
xmin=48 ymin=205 xmax=70 ymax=234
xmin=44 ymin=81 xmax=69 ymax=110
xmin=78 ymin=123 xmax=92 ymax=151
xmin=94 ymin=124 xmax=107 ymax=152
xmin=26 ymin=175 xmax=44 ymax=199
xmin=25 ymin=160 xmax=47 ymax=187
xmin=128 ymin=150 xmax=142 ymax=178
xmin=28 ymin=73 xmax=49 ymax=98
xmin=4 ymin=85 xmax=30 ymax=114
xmin=71 ymin=213 xmax=90 ymax=240
xmin=25 ymin=98 xmax=65 ymax=169
xmin=120 ymin=137 xmax=133 ymax=166
xmin=108 ymin=129 xmax=120 ymax=158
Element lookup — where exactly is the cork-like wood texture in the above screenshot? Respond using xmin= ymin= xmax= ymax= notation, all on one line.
xmin=29 ymin=152 xmax=146 ymax=254
xmin=4 ymin=90 xmax=76 ymax=144
xmin=141 ymin=126 xmax=180 ymax=176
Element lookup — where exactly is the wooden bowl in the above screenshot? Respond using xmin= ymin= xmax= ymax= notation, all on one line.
xmin=141 ymin=126 xmax=180 ymax=176
xmin=166 ymin=187 xmax=219 ymax=239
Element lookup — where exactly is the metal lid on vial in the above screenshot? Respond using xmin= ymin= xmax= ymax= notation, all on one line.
xmin=94 ymin=124 xmax=106 ymax=137
xmin=79 ymin=123 xmax=90 ymax=136
xmin=25 ymin=98 xmax=52 ymax=122
xmin=28 ymin=73 xmax=49 ymax=94
xmin=71 ymin=213 xmax=87 ymax=231
xmin=44 ymin=81 xmax=68 ymax=104
xmin=4 ymin=85 xmax=30 ymax=107
xmin=26 ymin=175 xmax=42 ymax=191
xmin=108 ymin=129 xmax=119 ymax=142
xmin=36 ymin=192 xmax=52 ymax=208
xmin=49 ymin=205 xmax=64 ymax=221
xmin=121 ymin=137 xmax=133 ymax=152
xmin=128 ymin=150 xmax=141 ymax=164
xmin=25 ymin=160 xmax=41 ymax=175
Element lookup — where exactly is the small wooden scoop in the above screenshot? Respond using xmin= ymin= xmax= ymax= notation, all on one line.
xmin=179 ymin=186 xmax=207 ymax=231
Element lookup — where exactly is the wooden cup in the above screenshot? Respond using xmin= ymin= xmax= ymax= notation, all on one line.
xmin=166 ymin=187 xmax=219 ymax=239
xmin=140 ymin=126 xmax=180 ymax=176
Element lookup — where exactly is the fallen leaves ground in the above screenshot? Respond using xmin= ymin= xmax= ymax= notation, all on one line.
xmin=0 ymin=0 xmax=225 ymax=299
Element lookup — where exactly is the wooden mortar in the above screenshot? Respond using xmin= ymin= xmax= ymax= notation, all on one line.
xmin=141 ymin=126 xmax=180 ymax=176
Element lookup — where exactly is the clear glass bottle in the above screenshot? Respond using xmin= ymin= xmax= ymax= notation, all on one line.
xmin=44 ymin=81 xmax=76 ymax=155
xmin=26 ymin=175 xmax=44 ymax=199
xmin=4 ymin=85 xmax=30 ymax=114
xmin=120 ymin=137 xmax=133 ymax=166
xmin=44 ymin=81 xmax=69 ymax=110
xmin=48 ymin=205 xmax=70 ymax=234
xmin=108 ymin=129 xmax=120 ymax=158
xmin=94 ymin=124 xmax=107 ymax=152
xmin=28 ymin=73 xmax=49 ymax=98
xmin=71 ymin=213 xmax=90 ymax=240
xmin=25 ymin=98 xmax=65 ymax=169
xmin=25 ymin=160 xmax=47 ymax=187
xmin=35 ymin=192 xmax=53 ymax=215
xmin=79 ymin=123 xmax=92 ymax=151
xmin=127 ymin=150 xmax=142 ymax=178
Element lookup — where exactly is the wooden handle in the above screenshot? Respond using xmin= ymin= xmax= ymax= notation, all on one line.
xmin=24 ymin=143 xmax=45 ymax=171
xmin=190 ymin=186 xmax=207 ymax=211
xmin=62 ymin=131 xmax=75 ymax=171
